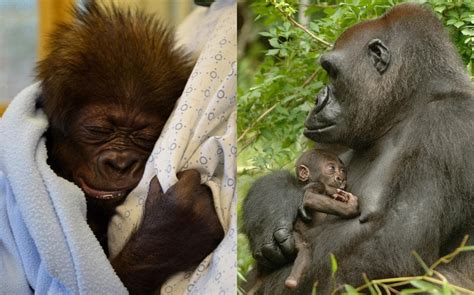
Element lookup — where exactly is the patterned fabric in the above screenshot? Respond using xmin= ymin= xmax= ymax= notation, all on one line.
xmin=108 ymin=1 xmax=237 ymax=294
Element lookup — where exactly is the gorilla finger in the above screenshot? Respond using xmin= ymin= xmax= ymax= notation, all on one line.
xmin=336 ymin=189 xmax=352 ymax=198
xmin=167 ymin=170 xmax=203 ymax=205
xmin=176 ymin=169 xmax=202 ymax=187
xmin=146 ymin=176 xmax=163 ymax=205
xmin=331 ymin=193 xmax=346 ymax=202
xmin=298 ymin=206 xmax=312 ymax=223
xmin=149 ymin=176 xmax=162 ymax=192
xmin=274 ymin=228 xmax=296 ymax=258
xmin=261 ymin=242 xmax=288 ymax=266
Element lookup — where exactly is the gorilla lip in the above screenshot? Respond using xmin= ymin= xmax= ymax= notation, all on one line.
xmin=304 ymin=124 xmax=335 ymax=135
xmin=77 ymin=177 xmax=133 ymax=199
xmin=314 ymin=86 xmax=330 ymax=114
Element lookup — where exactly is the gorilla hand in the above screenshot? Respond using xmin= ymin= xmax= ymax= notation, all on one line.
xmin=254 ymin=221 xmax=296 ymax=270
xmin=112 ymin=170 xmax=224 ymax=294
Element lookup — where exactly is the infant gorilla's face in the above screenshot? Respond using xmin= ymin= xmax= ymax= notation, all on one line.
xmin=62 ymin=103 xmax=164 ymax=200
xmin=318 ymin=159 xmax=346 ymax=195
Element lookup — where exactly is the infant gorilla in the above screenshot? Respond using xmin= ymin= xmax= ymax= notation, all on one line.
xmin=285 ymin=149 xmax=360 ymax=289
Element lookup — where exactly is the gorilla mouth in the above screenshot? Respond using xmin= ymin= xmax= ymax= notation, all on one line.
xmin=77 ymin=177 xmax=134 ymax=200
xmin=303 ymin=85 xmax=337 ymax=134
xmin=304 ymin=124 xmax=335 ymax=134
xmin=314 ymin=86 xmax=331 ymax=114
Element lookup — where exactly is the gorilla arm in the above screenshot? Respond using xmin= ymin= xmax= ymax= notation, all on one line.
xmin=242 ymin=171 xmax=303 ymax=269
xmin=111 ymin=170 xmax=224 ymax=294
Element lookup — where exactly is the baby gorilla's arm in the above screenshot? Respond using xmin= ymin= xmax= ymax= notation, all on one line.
xmin=303 ymin=190 xmax=360 ymax=219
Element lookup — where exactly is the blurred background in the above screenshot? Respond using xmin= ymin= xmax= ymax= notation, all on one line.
xmin=237 ymin=0 xmax=473 ymax=293
xmin=0 ymin=0 xmax=196 ymax=115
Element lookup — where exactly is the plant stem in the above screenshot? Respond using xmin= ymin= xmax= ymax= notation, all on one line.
xmin=273 ymin=5 xmax=332 ymax=48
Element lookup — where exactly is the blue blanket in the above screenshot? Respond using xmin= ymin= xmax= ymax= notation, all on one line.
xmin=0 ymin=83 xmax=127 ymax=294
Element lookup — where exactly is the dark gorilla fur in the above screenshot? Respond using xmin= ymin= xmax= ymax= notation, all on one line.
xmin=35 ymin=3 xmax=224 ymax=294
xmin=243 ymin=3 xmax=474 ymax=294
xmin=37 ymin=4 xmax=192 ymax=135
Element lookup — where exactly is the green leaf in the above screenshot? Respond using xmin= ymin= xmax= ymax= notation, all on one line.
xmin=447 ymin=19 xmax=458 ymax=25
xmin=409 ymin=280 xmax=441 ymax=292
xmin=441 ymin=282 xmax=452 ymax=295
xmin=266 ymin=49 xmax=280 ymax=56
xmin=461 ymin=29 xmax=474 ymax=36
xmin=259 ymin=31 xmax=274 ymax=37
xmin=454 ymin=21 xmax=465 ymax=28
xmin=447 ymin=10 xmax=459 ymax=19
xmin=269 ymin=38 xmax=281 ymax=48
xmin=330 ymin=253 xmax=338 ymax=276
xmin=460 ymin=245 xmax=474 ymax=251
xmin=344 ymin=284 xmax=359 ymax=295
xmin=434 ymin=6 xmax=446 ymax=14
xmin=400 ymin=288 xmax=428 ymax=294
xmin=310 ymin=22 xmax=320 ymax=32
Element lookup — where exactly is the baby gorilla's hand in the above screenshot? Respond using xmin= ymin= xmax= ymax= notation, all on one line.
xmin=332 ymin=189 xmax=358 ymax=205
xmin=112 ymin=170 xmax=224 ymax=293
xmin=141 ymin=170 xmax=224 ymax=267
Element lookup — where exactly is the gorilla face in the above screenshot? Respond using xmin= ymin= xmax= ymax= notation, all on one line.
xmin=304 ymin=23 xmax=395 ymax=149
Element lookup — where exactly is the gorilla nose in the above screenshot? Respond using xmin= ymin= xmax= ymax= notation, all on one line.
xmin=99 ymin=150 xmax=140 ymax=175
xmin=335 ymin=176 xmax=343 ymax=182
xmin=319 ymin=54 xmax=338 ymax=79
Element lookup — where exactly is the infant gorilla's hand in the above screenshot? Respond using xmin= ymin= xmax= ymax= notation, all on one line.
xmin=141 ymin=170 xmax=224 ymax=268
xmin=112 ymin=170 xmax=224 ymax=293
xmin=332 ymin=189 xmax=358 ymax=205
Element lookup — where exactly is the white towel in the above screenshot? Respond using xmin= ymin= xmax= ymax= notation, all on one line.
xmin=0 ymin=83 xmax=127 ymax=294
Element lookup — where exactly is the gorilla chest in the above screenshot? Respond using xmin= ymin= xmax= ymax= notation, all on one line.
xmin=347 ymin=147 xmax=401 ymax=218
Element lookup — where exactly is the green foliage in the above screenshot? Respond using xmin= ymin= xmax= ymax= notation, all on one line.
xmin=428 ymin=0 xmax=474 ymax=73
xmin=237 ymin=0 xmax=474 ymax=293
xmin=330 ymin=237 xmax=474 ymax=294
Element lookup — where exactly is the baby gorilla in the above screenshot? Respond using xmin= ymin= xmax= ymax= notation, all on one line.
xmin=285 ymin=149 xmax=360 ymax=289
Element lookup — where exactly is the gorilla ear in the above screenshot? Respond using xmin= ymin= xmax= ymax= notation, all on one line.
xmin=297 ymin=165 xmax=310 ymax=182
xmin=368 ymin=39 xmax=390 ymax=74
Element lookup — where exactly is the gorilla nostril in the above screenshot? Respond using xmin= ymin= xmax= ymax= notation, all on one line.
xmin=108 ymin=158 xmax=137 ymax=172
xmin=321 ymin=60 xmax=331 ymax=72
xmin=335 ymin=176 xmax=343 ymax=182
xmin=100 ymin=151 xmax=140 ymax=174
xmin=320 ymin=55 xmax=338 ymax=79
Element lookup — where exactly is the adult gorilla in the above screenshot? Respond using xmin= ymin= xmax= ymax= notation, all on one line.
xmin=243 ymin=3 xmax=474 ymax=293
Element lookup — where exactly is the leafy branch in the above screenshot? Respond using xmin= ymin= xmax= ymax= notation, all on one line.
xmin=328 ymin=236 xmax=474 ymax=295
xmin=266 ymin=0 xmax=332 ymax=48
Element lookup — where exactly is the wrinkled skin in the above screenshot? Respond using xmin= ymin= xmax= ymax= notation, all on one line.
xmin=243 ymin=3 xmax=474 ymax=294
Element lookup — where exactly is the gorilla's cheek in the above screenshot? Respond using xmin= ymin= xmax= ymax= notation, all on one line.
xmin=304 ymin=86 xmax=345 ymax=142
